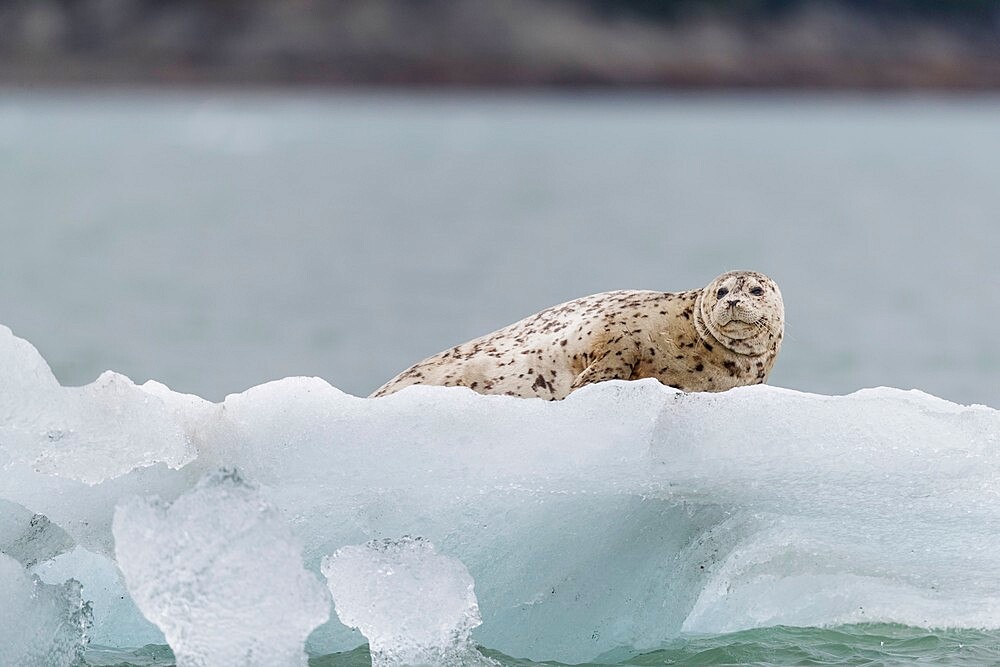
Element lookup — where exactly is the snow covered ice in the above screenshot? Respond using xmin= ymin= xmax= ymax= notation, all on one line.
xmin=322 ymin=536 xmax=493 ymax=667
xmin=112 ymin=469 xmax=330 ymax=667
xmin=0 ymin=323 xmax=999 ymax=663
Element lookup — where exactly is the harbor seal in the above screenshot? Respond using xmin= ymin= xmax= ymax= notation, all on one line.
xmin=371 ymin=270 xmax=784 ymax=400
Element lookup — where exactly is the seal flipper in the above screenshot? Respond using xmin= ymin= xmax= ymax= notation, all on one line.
xmin=569 ymin=340 xmax=640 ymax=391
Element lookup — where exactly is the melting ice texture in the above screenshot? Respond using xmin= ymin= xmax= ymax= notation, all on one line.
xmin=322 ymin=536 xmax=494 ymax=667
xmin=0 ymin=552 xmax=91 ymax=667
xmin=1 ymin=323 xmax=999 ymax=664
xmin=113 ymin=469 xmax=330 ymax=667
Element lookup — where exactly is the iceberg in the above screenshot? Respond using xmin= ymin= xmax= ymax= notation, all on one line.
xmin=0 ymin=323 xmax=998 ymax=663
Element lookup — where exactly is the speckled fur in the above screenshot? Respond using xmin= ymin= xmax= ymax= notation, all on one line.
xmin=371 ymin=270 xmax=784 ymax=400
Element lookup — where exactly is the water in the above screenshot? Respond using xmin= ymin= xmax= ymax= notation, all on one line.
xmin=2 ymin=91 xmax=1000 ymax=666
xmin=1 ymin=90 xmax=999 ymax=407
xmin=94 ymin=625 xmax=1000 ymax=666
xmin=85 ymin=625 xmax=1000 ymax=666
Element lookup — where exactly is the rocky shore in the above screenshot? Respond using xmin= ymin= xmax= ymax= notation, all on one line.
xmin=3 ymin=0 xmax=1000 ymax=88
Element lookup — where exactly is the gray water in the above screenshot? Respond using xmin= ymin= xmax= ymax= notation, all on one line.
xmin=1 ymin=90 xmax=998 ymax=408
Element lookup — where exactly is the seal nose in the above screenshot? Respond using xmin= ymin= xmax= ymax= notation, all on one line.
xmin=726 ymin=299 xmax=740 ymax=308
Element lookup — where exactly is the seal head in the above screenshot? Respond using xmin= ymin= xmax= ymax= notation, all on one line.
xmin=694 ymin=270 xmax=784 ymax=356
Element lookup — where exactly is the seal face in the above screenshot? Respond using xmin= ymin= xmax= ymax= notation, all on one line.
xmin=693 ymin=271 xmax=785 ymax=357
xmin=371 ymin=270 xmax=784 ymax=400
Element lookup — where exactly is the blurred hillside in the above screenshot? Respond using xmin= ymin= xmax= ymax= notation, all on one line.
xmin=2 ymin=0 xmax=1000 ymax=88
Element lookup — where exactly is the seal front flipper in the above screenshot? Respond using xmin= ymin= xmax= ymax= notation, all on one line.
xmin=569 ymin=338 xmax=640 ymax=391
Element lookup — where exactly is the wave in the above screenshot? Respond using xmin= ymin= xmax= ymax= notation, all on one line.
xmin=1 ymin=324 xmax=998 ymax=664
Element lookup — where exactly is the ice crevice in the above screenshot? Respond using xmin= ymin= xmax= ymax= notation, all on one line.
xmin=1 ymin=323 xmax=999 ymax=664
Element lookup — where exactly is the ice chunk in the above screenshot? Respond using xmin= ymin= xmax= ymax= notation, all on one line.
xmin=322 ymin=537 xmax=494 ymax=667
xmin=0 ymin=326 xmax=195 ymax=484
xmin=0 ymin=552 xmax=92 ymax=667
xmin=0 ymin=330 xmax=213 ymax=559
xmin=112 ymin=469 xmax=330 ymax=667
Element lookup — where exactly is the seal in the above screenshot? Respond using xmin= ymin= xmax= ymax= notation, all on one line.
xmin=371 ymin=270 xmax=784 ymax=400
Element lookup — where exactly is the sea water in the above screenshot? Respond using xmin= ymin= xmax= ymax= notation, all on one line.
xmin=1 ymin=91 xmax=999 ymax=407
xmin=2 ymin=91 xmax=1000 ymax=665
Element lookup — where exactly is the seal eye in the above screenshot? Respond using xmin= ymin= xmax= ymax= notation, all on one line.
xmin=716 ymin=287 xmax=729 ymax=299
xmin=749 ymin=287 xmax=764 ymax=296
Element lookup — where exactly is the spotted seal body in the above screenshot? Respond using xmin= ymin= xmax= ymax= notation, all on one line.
xmin=371 ymin=270 xmax=784 ymax=400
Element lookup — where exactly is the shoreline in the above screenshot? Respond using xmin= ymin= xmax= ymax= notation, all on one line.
xmin=4 ymin=0 xmax=1000 ymax=92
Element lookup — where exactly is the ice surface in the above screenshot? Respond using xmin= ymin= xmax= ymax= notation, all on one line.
xmin=0 ymin=552 xmax=92 ymax=667
xmin=112 ymin=469 xmax=330 ymax=667
xmin=322 ymin=537 xmax=493 ymax=667
xmin=1 ymin=324 xmax=999 ymax=663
